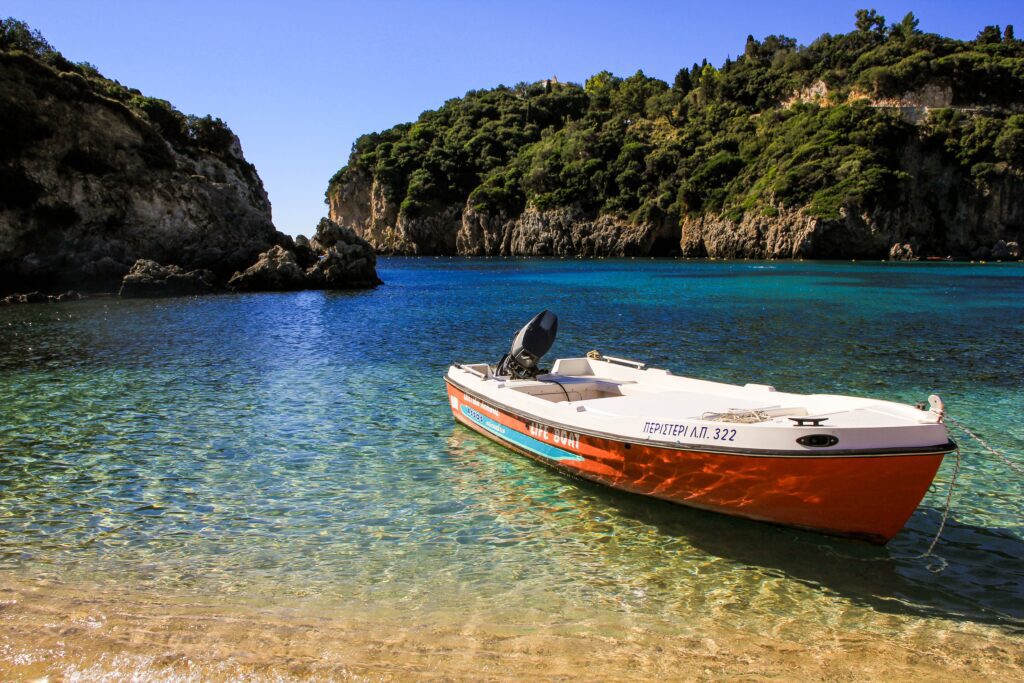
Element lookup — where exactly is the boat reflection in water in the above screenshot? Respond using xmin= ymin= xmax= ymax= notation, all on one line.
xmin=444 ymin=426 xmax=1024 ymax=631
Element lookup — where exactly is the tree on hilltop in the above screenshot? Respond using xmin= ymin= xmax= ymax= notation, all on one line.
xmin=0 ymin=17 xmax=53 ymax=56
xmin=855 ymin=9 xmax=886 ymax=34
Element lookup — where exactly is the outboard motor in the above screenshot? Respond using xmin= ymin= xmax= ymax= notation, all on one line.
xmin=495 ymin=310 xmax=558 ymax=379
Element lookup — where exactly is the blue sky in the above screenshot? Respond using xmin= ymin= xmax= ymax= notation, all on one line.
xmin=6 ymin=1 xmax=1023 ymax=236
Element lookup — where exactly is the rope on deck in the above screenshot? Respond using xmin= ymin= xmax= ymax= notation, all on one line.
xmin=701 ymin=408 xmax=772 ymax=423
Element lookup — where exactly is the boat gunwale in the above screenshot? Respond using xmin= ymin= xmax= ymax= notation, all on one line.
xmin=445 ymin=375 xmax=957 ymax=459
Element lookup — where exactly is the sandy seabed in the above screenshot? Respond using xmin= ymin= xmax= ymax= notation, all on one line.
xmin=1 ymin=576 xmax=1022 ymax=682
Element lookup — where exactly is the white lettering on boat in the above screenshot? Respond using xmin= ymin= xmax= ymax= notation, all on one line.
xmin=528 ymin=421 xmax=580 ymax=450
xmin=642 ymin=421 xmax=737 ymax=442
xmin=552 ymin=427 xmax=580 ymax=450
xmin=461 ymin=392 xmax=501 ymax=417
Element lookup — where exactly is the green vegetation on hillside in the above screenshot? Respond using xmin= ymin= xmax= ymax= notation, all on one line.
xmin=1 ymin=17 xmax=244 ymax=166
xmin=329 ymin=10 xmax=1024 ymax=224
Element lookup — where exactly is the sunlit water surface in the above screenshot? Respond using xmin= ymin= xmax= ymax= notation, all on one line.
xmin=1 ymin=259 xmax=1022 ymax=678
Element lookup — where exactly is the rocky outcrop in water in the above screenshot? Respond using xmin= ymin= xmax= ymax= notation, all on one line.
xmin=118 ymin=259 xmax=215 ymax=298
xmin=306 ymin=219 xmax=383 ymax=287
xmin=227 ymin=246 xmax=306 ymax=292
xmin=228 ymin=219 xmax=381 ymax=292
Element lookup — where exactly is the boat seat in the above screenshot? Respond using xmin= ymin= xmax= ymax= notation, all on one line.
xmin=579 ymin=390 xmax=793 ymax=420
xmin=510 ymin=377 xmax=631 ymax=403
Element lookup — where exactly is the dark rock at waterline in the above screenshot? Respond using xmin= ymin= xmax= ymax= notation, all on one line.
xmin=227 ymin=246 xmax=306 ymax=292
xmin=306 ymin=247 xmax=381 ymax=289
xmin=307 ymin=219 xmax=382 ymax=287
xmin=1 ymin=291 xmax=45 ymax=304
xmin=1 ymin=289 xmax=84 ymax=305
xmin=228 ymin=219 xmax=382 ymax=292
xmin=990 ymin=240 xmax=1021 ymax=260
xmin=118 ymin=259 xmax=215 ymax=298
xmin=888 ymin=243 xmax=918 ymax=261
xmin=292 ymin=234 xmax=318 ymax=269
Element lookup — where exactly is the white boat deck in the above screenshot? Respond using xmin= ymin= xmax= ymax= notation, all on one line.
xmin=448 ymin=356 xmax=949 ymax=452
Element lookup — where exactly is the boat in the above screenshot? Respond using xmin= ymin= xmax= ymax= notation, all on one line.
xmin=445 ymin=311 xmax=956 ymax=543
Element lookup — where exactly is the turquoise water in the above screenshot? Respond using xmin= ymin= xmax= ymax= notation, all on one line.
xmin=1 ymin=258 xmax=1022 ymax=638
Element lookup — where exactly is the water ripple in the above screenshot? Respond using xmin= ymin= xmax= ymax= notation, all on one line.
xmin=0 ymin=259 xmax=1022 ymax=641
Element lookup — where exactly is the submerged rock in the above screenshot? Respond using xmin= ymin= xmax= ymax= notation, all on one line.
xmin=118 ymin=259 xmax=215 ymax=298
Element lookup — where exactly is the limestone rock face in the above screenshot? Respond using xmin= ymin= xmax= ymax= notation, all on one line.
xmin=327 ymin=126 xmax=1022 ymax=261
xmin=118 ymin=259 xmax=215 ymax=298
xmin=681 ymin=180 xmax=1024 ymax=261
xmin=679 ymin=207 xmax=889 ymax=259
xmin=505 ymin=207 xmax=676 ymax=256
xmin=330 ymin=168 xmax=682 ymax=257
xmin=0 ymin=52 xmax=280 ymax=294
xmin=328 ymin=170 xmax=413 ymax=253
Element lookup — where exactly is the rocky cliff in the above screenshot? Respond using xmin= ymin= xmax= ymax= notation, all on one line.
xmin=0 ymin=51 xmax=286 ymax=293
xmin=0 ymin=25 xmax=380 ymax=297
xmin=324 ymin=13 xmax=1024 ymax=261
xmin=329 ymin=168 xmax=682 ymax=257
xmin=329 ymin=163 xmax=1022 ymax=260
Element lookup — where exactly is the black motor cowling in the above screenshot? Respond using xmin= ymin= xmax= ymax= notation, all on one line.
xmin=495 ymin=310 xmax=558 ymax=379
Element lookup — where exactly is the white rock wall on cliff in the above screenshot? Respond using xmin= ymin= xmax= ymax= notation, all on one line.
xmin=327 ymin=150 xmax=1023 ymax=260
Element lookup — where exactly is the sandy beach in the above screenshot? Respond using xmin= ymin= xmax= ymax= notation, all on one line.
xmin=2 ymin=575 xmax=1022 ymax=681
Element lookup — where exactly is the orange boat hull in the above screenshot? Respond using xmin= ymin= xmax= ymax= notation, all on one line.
xmin=447 ymin=382 xmax=946 ymax=543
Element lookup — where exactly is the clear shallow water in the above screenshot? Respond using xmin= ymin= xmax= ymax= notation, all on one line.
xmin=1 ymin=259 xmax=1022 ymax=651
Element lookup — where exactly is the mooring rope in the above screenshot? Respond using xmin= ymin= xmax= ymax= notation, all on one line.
xmin=914 ymin=444 xmax=962 ymax=572
xmin=946 ymin=414 xmax=1024 ymax=476
xmin=739 ymin=409 xmax=1017 ymax=574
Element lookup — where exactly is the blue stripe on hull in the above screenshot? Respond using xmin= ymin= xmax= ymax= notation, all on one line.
xmin=460 ymin=405 xmax=584 ymax=462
